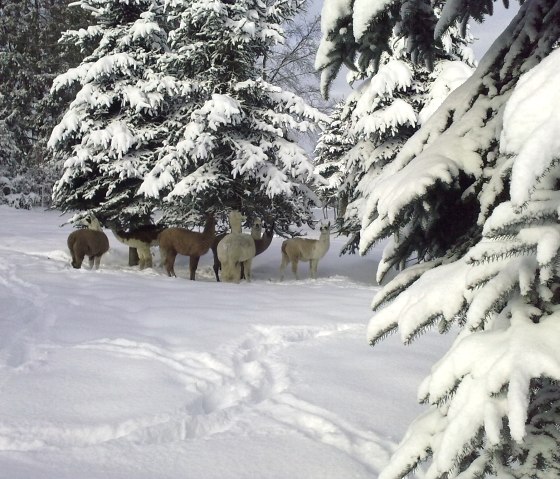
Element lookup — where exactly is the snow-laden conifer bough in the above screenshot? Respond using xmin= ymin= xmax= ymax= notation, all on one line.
xmin=317 ymin=0 xmax=560 ymax=476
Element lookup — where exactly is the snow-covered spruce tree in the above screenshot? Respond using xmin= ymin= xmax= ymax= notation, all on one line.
xmin=49 ymin=0 xmax=173 ymax=227
xmin=319 ymin=17 xmax=474 ymax=254
xmin=313 ymin=101 xmax=353 ymax=215
xmin=318 ymin=0 xmax=560 ymax=477
xmin=138 ymin=0 xmax=328 ymax=231
xmin=0 ymin=0 xmax=88 ymax=208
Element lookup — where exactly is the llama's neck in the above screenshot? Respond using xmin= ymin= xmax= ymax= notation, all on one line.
xmin=228 ymin=211 xmax=244 ymax=234
xmin=201 ymin=216 xmax=216 ymax=244
xmin=251 ymin=226 xmax=262 ymax=240
xmin=261 ymin=230 xmax=273 ymax=248
xmin=313 ymin=231 xmax=330 ymax=256
xmin=255 ymin=229 xmax=273 ymax=255
xmin=230 ymin=221 xmax=242 ymax=234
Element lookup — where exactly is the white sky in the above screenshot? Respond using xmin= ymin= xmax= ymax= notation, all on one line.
xmin=469 ymin=2 xmax=519 ymax=59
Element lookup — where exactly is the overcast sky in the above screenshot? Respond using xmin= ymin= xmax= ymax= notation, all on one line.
xmin=469 ymin=2 xmax=519 ymax=59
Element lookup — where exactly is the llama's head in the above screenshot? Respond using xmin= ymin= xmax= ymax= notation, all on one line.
xmin=319 ymin=222 xmax=331 ymax=235
xmin=82 ymin=214 xmax=103 ymax=231
xmin=264 ymin=221 xmax=275 ymax=236
xmin=251 ymin=217 xmax=263 ymax=237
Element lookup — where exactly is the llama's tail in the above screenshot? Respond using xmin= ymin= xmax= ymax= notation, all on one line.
xmin=281 ymin=240 xmax=288 ymax=256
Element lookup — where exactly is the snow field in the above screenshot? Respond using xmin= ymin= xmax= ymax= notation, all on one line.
xmin=0 ymin=206 xmax=452 ymax=478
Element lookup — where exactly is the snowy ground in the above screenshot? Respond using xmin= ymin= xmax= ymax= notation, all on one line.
xmin=0 ymin=206 xmax=452 ymax=478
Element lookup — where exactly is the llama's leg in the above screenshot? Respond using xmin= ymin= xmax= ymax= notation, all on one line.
xmin=212 ymin=247 xmax=221 ymax=282
xmin=234 ymin=263 xmax=242 ymax=283
xmin=221 ymin=262 xmax=234 ymax=283
xmin=93 ymin=255 xmax=102 ymax=270
xmin=291 ymin=258 xmax=299 ymax=280
xmin=310 ymin=259 xmax=318 ymax=279
xmin=280 ymin=252 xmax=289 ymax=281
xmin=88 ymin=255 xmax=95 ymax=269
xmin=165 ymin=251 xmax=177 ymax=277
xmin=222 ymin=265 xmax=230 ymax=282
xmin=145 ymin=247 xmax=153 ymax=268
xmin=243 ymin=259 xmax=252 ymax=282
xmin=189 ymin=255 xmax=200 ymax=281
xmin=138 ymin=246 xmax=151 ymax=269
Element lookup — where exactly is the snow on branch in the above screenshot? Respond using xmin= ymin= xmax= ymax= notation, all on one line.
xmin=369 ymin=5 xmax=560 ymax=474
xmin=500 ymin=48 xmax=560 ymax=207
xmin=83 ymin=53 xmax=139 ymax=83
xmin=166 ymin=162 xmax=225 ymax=199
xmin=368 ymin=259 xmax=468 ymax=345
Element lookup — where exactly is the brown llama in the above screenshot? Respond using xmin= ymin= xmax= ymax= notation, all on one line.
xmin=254 ymin=220 xmax=274 ymax=256
xmin=67 ymin=215 xmax=110 ymax=269
xmin=158 ymin=214 xmax=216 ymax=280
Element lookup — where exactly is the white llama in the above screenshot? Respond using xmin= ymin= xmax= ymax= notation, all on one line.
xmin=280 ymin=222 xmax=331 ymax=280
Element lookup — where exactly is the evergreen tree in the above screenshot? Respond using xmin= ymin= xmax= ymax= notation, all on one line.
xmin=51 ymin=0 xmax=327 ymax=231
xmin=49 ymin=0 xmax=175 ymax=227
xmin=323 ymin=23 xmax=475 ymax=254
xmin=0 ymin=0 xmax=88 ymax=207
xmin=318 ymin=0 xmax=560 ymax=477
xmin=138 ymin=0 xmax=328 ymax=231
xmin=313 ymin=101 xmax=352 ymax=215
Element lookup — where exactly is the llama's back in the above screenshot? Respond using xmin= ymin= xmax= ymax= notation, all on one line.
xmin=218 ymin=233 xmax=256 ymax=264
xmin=68 ymin=229 xmax=109 ymax=256
xmin=115 ymin=225 xmax=163 ymax=246
xmin=159 ymin=228 xmax=207 ymax=256
xmin=282 ymin=237 xmax=321 ymax=261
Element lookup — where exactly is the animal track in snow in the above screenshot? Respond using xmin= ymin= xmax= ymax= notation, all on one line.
xmin=0 ymin=322 xmax=383 ymax=465
xmin=260 ymin=393 xmax=393 ymax=475
xmin=0 ymin=258 xmax=56 ymax=370
xmin=64 ymin=324 xmax=361 ymax=446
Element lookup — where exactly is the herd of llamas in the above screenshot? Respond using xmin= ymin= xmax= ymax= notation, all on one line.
xmin=66 ymin=211 xmax=331 ymax=283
